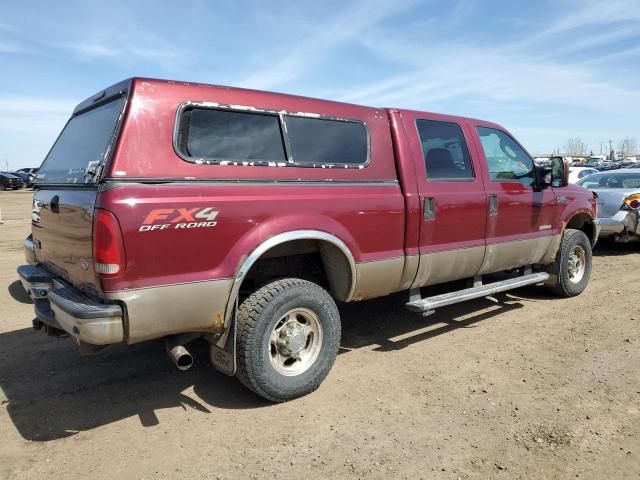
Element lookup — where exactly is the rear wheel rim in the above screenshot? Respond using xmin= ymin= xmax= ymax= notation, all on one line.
xmin=567 ymin=245 xmax=586 ymax=284
xmin=269 ymin=307 xmax=323 ymax=376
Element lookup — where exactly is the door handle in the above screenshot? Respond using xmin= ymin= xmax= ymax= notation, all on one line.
xmin=423 ymin=197 xmax=436 ymax=221
xmin=489 ymin=195 xmax=498 ymax=216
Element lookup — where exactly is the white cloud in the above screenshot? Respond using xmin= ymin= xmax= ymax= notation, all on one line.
xmin=330 ymin=1 xmax=640 ymax=153
xmin=548 ymin=0 xmax=640 ymax=33
xmin=50 ymin=36 xmax=187 ymax=68
xmin=52 ymin=36 xmax=187 ymax=66
xmin=583 ymin=45 xmax=640 ymax=66
xmin=0 ymin=1 xmax=190 ymax=69
xmin=339 ymin=1 xmax=640 ymax=115
xmin=237 ymin=0 xmax=418 ymax=90
xmin=0 ymin=0 xmax=637 ymax=159
xmin=0 ymin=96 xmax=74 ymax=169
xmin=0 ymin=22 xmax=18 ymax=32
xmin=0 ymin=96 xmax=76 ymax=115
xmin=544 ymin=24 xmax=640 ymax=58
xmin=67 ymin=43 xmax=120 ymax=58
xmin=0 ymin=95 xmax=74 ymax=158
xmin=0 ymin=40 xmax=25 ymax=53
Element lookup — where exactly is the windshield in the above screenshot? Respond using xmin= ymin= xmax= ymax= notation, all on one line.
xmin=578 ymin=172 xmax=640 ymax=189
xmin=35 ymin=96 xmax=125 ymax=184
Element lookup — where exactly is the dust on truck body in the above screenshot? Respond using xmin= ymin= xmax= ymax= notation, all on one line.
xmin=17 ymin=77 xmax=599 ymax=401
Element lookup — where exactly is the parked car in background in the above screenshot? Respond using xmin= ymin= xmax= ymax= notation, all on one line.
xmin=578 ymin=170 xmax=640 ymax=243
xmin=11 ymin=171 xmax=34 ymax=188
xmin=17 ymin=167 xmax=39 ymax=176
xmin=569 ymin=167 xmax=598 ymax=183
xmin=0 ymin=172 xmax=24 ymax=190
xmin=598 ymin=162 xmax=623 ymax=171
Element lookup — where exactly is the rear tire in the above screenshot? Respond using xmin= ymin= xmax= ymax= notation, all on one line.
xmin=548 ymin=229 xmax=592 ymax=297
xmin=235 ymin=278 xmax=341 ymax=402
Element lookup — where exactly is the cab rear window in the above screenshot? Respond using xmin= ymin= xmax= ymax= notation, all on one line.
xmin=36 ymin=96 xmax=125 ymax=184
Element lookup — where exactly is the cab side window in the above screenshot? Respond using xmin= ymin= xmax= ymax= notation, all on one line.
xmin=476 ymin=127 xmax=535 ymax=187
xmin=416 ymin=119 xmax=475 ymax=181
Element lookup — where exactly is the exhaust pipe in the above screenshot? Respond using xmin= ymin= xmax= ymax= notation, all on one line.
xmin=165 ymin=336 xmax=194 ymax=371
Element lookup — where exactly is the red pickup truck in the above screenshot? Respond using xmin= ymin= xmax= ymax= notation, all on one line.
xmin=17 ymin=78 xmax=599 ymax=401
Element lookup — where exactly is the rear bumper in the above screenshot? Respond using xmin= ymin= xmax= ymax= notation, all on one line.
xmin=18 ymin=264 xmax=124 ymax=345
xmin=17 ymin=263 xmax=234 ymax=345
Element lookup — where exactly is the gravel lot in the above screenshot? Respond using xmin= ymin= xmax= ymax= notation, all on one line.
xmin=0 ymin=190 xmax=638 ymax=479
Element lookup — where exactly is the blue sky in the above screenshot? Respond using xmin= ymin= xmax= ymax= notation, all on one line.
xmin=0 ymin=0 xmax=639 ymax=170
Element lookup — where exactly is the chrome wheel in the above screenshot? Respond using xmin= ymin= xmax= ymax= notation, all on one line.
xmin=269 ymin=307 xmax=323 ymax=376
xmin=567 ymin=245 xmax=586 ymax=284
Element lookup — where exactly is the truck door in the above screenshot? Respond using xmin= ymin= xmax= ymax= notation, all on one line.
xmin=468 ymin=122 xmax=558 ymax=274
xmin=400 ymin=112 xmax=488 ymax=287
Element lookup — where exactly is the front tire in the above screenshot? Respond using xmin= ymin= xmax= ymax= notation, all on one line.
xmin=236 ymin=278 xmax=341 ymax=402
xmin=548 ymin=229 xmax=592 ymax=297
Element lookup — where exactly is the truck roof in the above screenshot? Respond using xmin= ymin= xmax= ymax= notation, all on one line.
xmin=73 ymin=77 xmax=501 ymax=130
xmin=74 ymin=77 xmax=380 ymax=116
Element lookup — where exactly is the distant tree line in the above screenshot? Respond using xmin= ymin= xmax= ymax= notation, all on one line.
xmin=562 ymin=136 xmax=637 ymax=159
xmin=564 ymin=137 xmax=588 ymax=156
xmin=619 ymin=137 xmax=638 ymax=159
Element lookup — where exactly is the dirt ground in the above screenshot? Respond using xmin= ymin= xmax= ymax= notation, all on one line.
xmin=0 ymin=190 xmax=638 ymax=479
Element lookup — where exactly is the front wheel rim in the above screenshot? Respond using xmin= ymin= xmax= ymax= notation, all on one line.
xmin=567 ymin=245 xmax=586 ymax=284
xmin=269 ymin=307 xmax=323 ymax=376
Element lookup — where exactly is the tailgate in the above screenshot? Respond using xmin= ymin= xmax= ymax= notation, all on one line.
xmin=32 ymin=188 xmax=98 ymax=290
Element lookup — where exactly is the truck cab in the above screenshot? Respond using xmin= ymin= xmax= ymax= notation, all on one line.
xmin=16 ymin=78 xmax=598 ymax=402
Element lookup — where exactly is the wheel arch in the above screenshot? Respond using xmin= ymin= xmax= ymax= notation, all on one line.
xmin=564 ymin=211 xmax=597 ymax=246
xmin=222 ymin=230 xmax=357 ymax=333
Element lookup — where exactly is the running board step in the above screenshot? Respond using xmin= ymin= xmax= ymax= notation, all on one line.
xmin=405 ymin=272 xmax=550 ymax=313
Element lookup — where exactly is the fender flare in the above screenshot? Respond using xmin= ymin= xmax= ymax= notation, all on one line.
xmin=216 ymin=230 xmax=357 ymax=348
xmin=563 ymin=209 xmax=598 ymax=246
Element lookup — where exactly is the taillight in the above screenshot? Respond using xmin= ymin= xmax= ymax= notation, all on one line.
xmin=93 ymin=209 xmax=126 ymax=275
xmin=623 ymin=193 xmax=640 ymax=210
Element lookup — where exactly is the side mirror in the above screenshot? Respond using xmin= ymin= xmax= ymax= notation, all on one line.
xmin=550 ymin=156 xmax=569 ymax=187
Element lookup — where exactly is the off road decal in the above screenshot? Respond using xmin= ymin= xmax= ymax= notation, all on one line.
xmin=139 ymin=207 xmax=218 ymax=232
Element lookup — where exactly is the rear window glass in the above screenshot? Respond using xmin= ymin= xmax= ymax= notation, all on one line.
xmin=182 ymin=109 xmax=286 ymax=162
xmin=284 ymin=116 xmax=368 ymax=165
xmin=577 ymin=172 xmax=640 ymax=189
xmin=577 ymin=169 xmax=596 ymax=179
xmin=416 ymin=119 xmax=474 ymax=180
xmin=36 ymin=96 xmax=124 ymax=184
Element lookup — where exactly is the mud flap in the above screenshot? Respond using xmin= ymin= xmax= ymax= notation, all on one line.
xmin=209 ymin=316 xmax=236 ymax=376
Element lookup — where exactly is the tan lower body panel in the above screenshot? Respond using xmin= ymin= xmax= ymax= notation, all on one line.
xmin=479 ymin=235 xmax=560 ymax=275
xmin=411 ymin=245 xmax=485 ymax=289
xmin=105 ymin=278 xmax=233 ymax=344
xmin=353 ymin=257 xmax=406 ymax=301
xmin=397 ymin=254 xmax=419 ymax=291
xmin=409 ymin=235 xmax=561 ymax=289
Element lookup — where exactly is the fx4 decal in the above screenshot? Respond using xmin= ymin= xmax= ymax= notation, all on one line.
xmin=139 ymin=207 xmax=219 ymax=232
